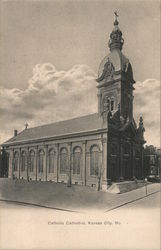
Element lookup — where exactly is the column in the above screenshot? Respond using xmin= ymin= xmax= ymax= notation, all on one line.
xmin=119 ymin=140 xmax=124 ymax=181
xmin=107 ymin=139 xmax=112 ymax=184
xmin=101 ymin=138 xmax=108 ymax=189
xmin=67 ymin=142 xmax=72 ymax=186
xmin=35 ymin=146 xmax=38 ymax=181
xmin=17 ymin=148 xmax=21 ymax=179
xmin=8 ymin=149 xmax=13 ymax=178
xmin=82 ymin=141 xmax=87 ymax=186
xmin=44 ymin=145 xmax=48 ymax=181
xmin=55 ymin=144 xmax=59 ymax=183
xmin=26 ymin=147 xmax=29 ymax=181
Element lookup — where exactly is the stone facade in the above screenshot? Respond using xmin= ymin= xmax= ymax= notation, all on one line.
xmin=6 ymin=132 xmax=108 ymax=188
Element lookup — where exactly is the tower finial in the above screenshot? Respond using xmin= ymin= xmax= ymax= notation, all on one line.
xmin=114 ymin=11 xmax=118 ymax=19
xmin=114 ymin=11 xmax=119 ymax=25
xmin=108 ymin=11 xmax=124 ymax=51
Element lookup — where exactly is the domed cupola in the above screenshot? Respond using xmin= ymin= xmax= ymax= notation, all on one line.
xmin=97 ymin=12 xmax=136 ymax=122
xmin=108 ymin=14 xmax=124 ymax=51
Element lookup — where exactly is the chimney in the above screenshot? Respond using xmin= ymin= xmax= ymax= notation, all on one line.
xmin=14 ymin=130 xmax=18 ymax=137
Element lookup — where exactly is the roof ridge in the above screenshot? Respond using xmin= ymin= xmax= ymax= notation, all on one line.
xmin=2 ymin=112 xmax=101 ymax=145
xmin=26 ymin=112 xmax=98 ymax=131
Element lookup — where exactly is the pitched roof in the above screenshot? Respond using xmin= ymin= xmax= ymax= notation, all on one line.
xmin=3 ymin=113 xmax=103 ymax=146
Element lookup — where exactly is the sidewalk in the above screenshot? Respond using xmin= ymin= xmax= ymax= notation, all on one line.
xmin=0 ymin=179 xmax=160 ymax=213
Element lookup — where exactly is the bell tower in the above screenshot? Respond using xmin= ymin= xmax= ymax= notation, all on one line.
xmin=97 ymin=12 xmax=135 ymax=125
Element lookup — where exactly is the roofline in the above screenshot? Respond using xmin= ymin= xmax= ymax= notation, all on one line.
xmin=2 ymin=128 xmax=107 ymax=147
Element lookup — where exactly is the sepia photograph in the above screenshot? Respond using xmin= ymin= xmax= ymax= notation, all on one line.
xmin=0 ymin=0 xmax=160 ymax=249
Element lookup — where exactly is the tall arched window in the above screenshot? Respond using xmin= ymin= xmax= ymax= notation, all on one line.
xmin=13 ymin=152 xmax=19 ymax=171
xmin=60 ymin=148 xmax=68 ymax=174
xmin=73 ymin=147 xmax=82 ymax=175
xmin=48 ymin=149 xmax=55 ymax=173
xmin=21 ymin=151 xmax=27 ymax=171
xmin=110 ymin=97 xmax=114 ymax=111
xmin=38 ymin=150 xmax=44 ymax=173
xmin=103 ymin=96 xmax=115 ymax=112
xmin=29 ymin=150 xmax=35 ymax=172
xmin=90 ymin=145 xmax=99 ymax=176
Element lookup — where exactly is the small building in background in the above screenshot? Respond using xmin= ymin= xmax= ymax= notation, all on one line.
xmin=144 ymin=145 xmax=161 ymax=177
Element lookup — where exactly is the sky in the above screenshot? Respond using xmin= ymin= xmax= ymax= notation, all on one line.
xmin=0 ymin=0 xmax=160 ymax=147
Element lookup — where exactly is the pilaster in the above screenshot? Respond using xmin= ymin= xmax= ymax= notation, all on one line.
xmin=44 ymin=145 xmax=48 ymax=181
xmin=82 ymin=141 xmax=87 ymax=186
xmin=8 ymin=149 xmax=13 ymax=178
xmin=35 ymin=146 xmax=38 ymax=181
xmin=26 ymin=147 xmax=29 ymax=181
xmin=101 ymin=137 xmax=108 ymax=190
xmin=55 ymin=143 xmax=59 ymax=183
xmin=120 ymin=140 xmax=124 ymax=181
xmin=67 ymin=142 xmax=72 ymax=186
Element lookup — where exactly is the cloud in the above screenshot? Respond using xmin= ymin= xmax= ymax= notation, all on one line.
xmin=0 ymin=63 xmax=160 ymax=148
xmin=0 ymin=63 xmax=97 ymax=143
xmin=134 ymin=78 xmax=160 ymax=147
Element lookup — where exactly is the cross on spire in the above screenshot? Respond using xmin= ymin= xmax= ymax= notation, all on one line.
xmin=114 ymin=11 xmax=118 ymax=20
xmin=25 ymin=123 xmax=29 ymax=130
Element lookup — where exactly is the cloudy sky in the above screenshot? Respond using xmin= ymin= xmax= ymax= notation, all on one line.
xmin=0 ymin=0 xmax=160 ymax=147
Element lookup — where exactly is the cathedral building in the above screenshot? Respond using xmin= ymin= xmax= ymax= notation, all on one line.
xmin=2 ymin=15 xmax=146 ymax=190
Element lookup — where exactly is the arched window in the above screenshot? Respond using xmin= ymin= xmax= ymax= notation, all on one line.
xmin=38 ymin=150 xmax=44 ymax=173
xmin=73 ymin=147 xmax=82 ymax=175
xmin=21 ymin=151 xmax=27 ymax=171
xmin=13 ymin=152 xmax=19 ymax=171
xmin=60 ymin=148 xmax=68 ymax=174
xmin=110 ymin=98 xmax=114 ymax=111
xmin=103 ymin=96 xmax=110 ymax=111
xmin=48 ymin=149 xmax=55 ymax=173
xmin=103 ymin=96 xmax=115 ymax=112
xmin=29 ymin=150 xmax=35 ymax=172
xmin=90 ymin=145 xmax=99 ymax=176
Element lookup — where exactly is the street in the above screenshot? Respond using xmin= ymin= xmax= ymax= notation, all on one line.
xmin=0 ymin=190 xmax=160 ymax=250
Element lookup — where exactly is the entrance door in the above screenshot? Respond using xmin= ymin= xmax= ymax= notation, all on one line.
xmin=111 ymin=158 xmax=119 ymax=181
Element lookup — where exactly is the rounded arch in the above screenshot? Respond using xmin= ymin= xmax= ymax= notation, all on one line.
xmin=38 ymin=149 xmax=44 ymax=173
xmin=90 ymin=144 xmax=100 ymax=153
xmin=60 ymin=147 xmax=68 ymax=154
xmin=13 ymin=151 xmax=19 ymax=171
xmin=29 ymin=148 xmax=36 ymax=155
xmin=48 ymin=148 xmax=55 ymax=173
xmin=110 ymin=96 xmax=115 ymax=111
xmin=14 ymin=151 xmax=19 ymax=157
xmin=60 ymin=147 xmax=68 ymax=174
xmin=29 ymin=150 xmax=35 ymax=172
xmin=73 ymin=146 xmax=82 ymax=153
xmin=38 ymin=149 xmax=45 ymax=155
xmin=48 ymin=148 xmax=55 ymax=155
xmin=29 ymin=150 xmax=35 ymax=156
xmin=90 ymin=145 xmax=100 ymax=176
xmin=21 ymin=150 xmax=27 ymax=156
xmin=73 ymin=146 xmax=82 ymax=175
